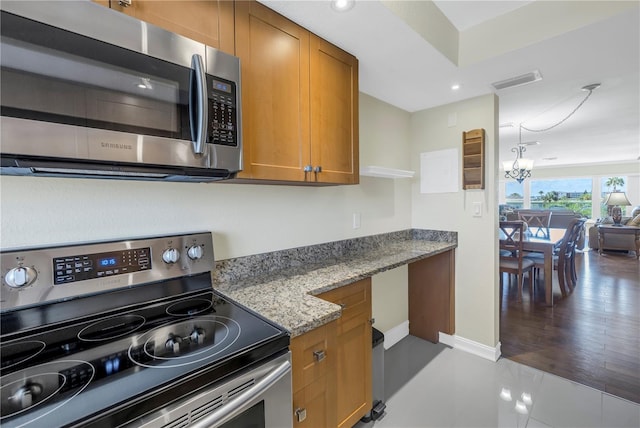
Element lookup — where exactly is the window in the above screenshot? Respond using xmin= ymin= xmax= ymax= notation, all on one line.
xmin=529 ymin=178 xmax=592 ymax=218
xmin=600 ymin=176 xmax=628 ymax=218
xmin=505 ymin=181 xmax=524 ymax=209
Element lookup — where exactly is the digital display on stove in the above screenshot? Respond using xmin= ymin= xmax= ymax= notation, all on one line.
xmin=54 ymin=247 xmax=151 ymax=285
xmin=99 ymin=257 xmax=118 ymax=267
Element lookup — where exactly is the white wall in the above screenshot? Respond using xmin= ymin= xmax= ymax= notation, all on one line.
xmin=410 ymin=94 xmax=500 ymax=348
xmin=371 ymin=265 xmax=408 ymax=334
xmin=0 ymin=94 xmax=413 ymax=259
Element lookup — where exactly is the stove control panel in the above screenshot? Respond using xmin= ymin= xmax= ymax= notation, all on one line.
xmin=54 ymin=247 xmax=151 ymax=285
xmin=0 ymin=232 xmax=215 ymax=311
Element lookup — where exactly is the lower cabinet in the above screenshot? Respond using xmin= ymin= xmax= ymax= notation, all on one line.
xmin=319 ymin=278 xmax=373 ymax=428
xmin=291 ymin=278 xmax=373 ymax=427
xmin=290 ymin=320 xmax=337 ymax=427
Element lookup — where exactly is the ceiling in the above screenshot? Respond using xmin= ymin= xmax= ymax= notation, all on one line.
xmin=259 ymin=0 xmax=640 ymax=170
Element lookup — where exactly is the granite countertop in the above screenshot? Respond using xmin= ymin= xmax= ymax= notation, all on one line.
xmin=212 ymin=229 xmax=457 ymax=337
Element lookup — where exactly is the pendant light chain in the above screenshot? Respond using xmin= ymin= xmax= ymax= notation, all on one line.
xmin=504 ymin=83 xmax=599 ymax=183
xmin=520 ymin=86 xmax=596 ymax=133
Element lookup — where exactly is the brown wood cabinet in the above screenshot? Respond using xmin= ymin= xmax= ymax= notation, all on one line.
xmin=290 ymin=320 xmax=337 ymax=427
xmin=319 ymin=278 xmax=372 ymax=428
xmin=98 ymin=0 xmax=234 ymax=54
xmin=309 ymin=35 xmax=359 ymax=184
xmin=235 ymin=0 xmax=359 ymax=184
xmin=408 ymin=250 xmax=455 ymax=342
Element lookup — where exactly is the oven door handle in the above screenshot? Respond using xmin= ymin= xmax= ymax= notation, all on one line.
xmin=190 ymin=359 xmax=291 ymax=428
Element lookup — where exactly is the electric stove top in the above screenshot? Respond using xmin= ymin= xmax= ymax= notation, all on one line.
xmin=0 ymin=233 xmax=289 ymax=427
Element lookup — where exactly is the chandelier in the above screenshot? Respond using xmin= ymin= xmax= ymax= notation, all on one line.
xmin=503 ymin=140 xmax=533 ymax=184
xmin=503 ymin=83 xmax=600 ymax=183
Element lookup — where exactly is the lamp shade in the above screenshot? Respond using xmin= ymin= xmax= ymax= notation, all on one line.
xmin=517 ymin=158 xmax=534 ymax=171
xmin=603 ymin=191 xmax=631 ymax=206
xmin=503 ymin=158 xmax=534 ymax=172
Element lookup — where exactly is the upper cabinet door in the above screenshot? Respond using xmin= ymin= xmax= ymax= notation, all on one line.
xmin=234 ymin=1 xmax=311 ymax=182
xmin=310 ymin=35 xmax=359 ymax=185
xmin=108 ymin=0 xmax=235 ymax=54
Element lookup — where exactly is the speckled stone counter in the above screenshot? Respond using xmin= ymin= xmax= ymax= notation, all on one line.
xmin=212 ymin=229 xmax=457 ymax=337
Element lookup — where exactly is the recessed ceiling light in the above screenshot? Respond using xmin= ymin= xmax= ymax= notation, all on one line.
xmin=451 ymin=84 xmax=460 ymax=90
xmin=330 ymin=0 xmax=355 ymax=12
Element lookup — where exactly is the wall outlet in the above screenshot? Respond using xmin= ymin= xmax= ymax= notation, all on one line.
xmin=353 ymin=212 xmax=361 ymax=229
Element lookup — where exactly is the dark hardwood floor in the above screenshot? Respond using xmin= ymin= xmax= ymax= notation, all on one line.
xmin=500 ymin=248 xmax=640 ymax=404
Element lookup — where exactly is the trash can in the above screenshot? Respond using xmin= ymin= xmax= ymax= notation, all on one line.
xmin=361 ymin=327 xmax=386 ymax=422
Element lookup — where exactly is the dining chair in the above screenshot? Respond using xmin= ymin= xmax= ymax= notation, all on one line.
xmin=526 ymin=218 xmax=586 ymax=297
xmin=517 ymin=210 xmax=552 ymax=239
xmin=499 ymin=221 xmax=535 ymax=301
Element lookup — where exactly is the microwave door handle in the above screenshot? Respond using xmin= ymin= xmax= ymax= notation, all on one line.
xmin=190 ymin=54 xmax=208 ymax=155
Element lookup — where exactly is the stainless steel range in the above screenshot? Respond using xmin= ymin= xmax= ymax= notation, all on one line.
xmin=0 ymin=232 xmax=292 ymax=427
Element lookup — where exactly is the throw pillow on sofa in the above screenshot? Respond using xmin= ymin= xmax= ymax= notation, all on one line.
xmin=628 ymin=214 xmax=640 ymax=227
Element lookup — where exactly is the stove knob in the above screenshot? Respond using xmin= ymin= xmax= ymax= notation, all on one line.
xmin=4 ymin=266 xmax=37 ymax=289
xmin=9 ymin=382 xmax=42 ymax=409
xmin=165 ymin=336 xmax=182 ymax=353
xmin=187 ymin=245 xmax=203 ymax=260
xmin=162 ymin=248 xmax=180 ymax=264
xmin=190 ymin=327 xmax=205 ymax=344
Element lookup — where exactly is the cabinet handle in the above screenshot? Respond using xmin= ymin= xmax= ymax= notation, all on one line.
xmin=118 ymin=0 xmax=132 ymax=7
xmin=313 ymin=350 xmax=326 ymax=362
xmin=295 ymin=407 xmax=307 ymax=423
xmin=314 ymin=166 xmax=322 ymax=173
xmin=303 ymin=165 xmax=312 ymax=181
xmin=369 ymin=318 xmax=375 ymax=325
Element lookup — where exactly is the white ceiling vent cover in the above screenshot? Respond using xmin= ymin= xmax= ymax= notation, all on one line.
xmin=492 ymin=70 xmax=542 ymax=90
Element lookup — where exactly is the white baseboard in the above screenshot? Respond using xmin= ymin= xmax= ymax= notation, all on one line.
xmin=382 ymin=320 xmax=409 ymax=350
xmin=380 ymin=322 xmax=501 ymax=362
xmin=439 ymin=332 xmax=502 ymax=362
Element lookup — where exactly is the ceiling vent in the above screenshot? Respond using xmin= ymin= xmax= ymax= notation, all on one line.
xmin=491 ymin=70 xmax=542 ymax=91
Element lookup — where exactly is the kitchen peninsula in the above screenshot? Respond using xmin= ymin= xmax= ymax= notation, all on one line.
xmin=212 ymin=228 xmax=457 ymax=338
xmin=212 ymin=229 xmax=456 ymax=426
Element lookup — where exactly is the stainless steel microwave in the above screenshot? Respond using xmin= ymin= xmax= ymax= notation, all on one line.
xmin=0 ymin=1 xmax=242 ymax=182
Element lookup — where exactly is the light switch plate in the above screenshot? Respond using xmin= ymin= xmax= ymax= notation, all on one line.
xmin=353 ymin=212 xmax=361 ymax=229
xmin=473 ymin=202 xmax=482 ymax=217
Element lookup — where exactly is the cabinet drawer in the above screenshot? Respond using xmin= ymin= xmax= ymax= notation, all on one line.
xmin=290 ymin=320 xmax=336 ymax=393
xmin=319 ymin=278 xmax=370 ymax=332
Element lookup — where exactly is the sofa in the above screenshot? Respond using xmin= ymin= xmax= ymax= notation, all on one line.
xmin=588 ymin=206 xmax=640 ymax=254
xmin=505 ymin=209 xmax=586 ymax=248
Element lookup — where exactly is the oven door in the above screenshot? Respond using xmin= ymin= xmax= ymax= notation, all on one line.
xmin=129 ymin=352 xmax=293 ymax=428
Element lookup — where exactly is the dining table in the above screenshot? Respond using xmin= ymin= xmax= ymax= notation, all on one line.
xmin=501 ymin=227 xmax=566 ymax=306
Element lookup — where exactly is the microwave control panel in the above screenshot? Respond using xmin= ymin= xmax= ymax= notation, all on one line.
xmin=208 ymin=76 xmax=238 ymax=147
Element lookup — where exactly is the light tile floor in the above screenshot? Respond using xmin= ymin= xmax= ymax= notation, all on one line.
xmin=355 ymin=335 xmax=640 ymax=428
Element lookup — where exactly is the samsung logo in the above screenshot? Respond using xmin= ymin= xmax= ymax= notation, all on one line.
xmin=101 ymin=142 xmax=133 ymax=150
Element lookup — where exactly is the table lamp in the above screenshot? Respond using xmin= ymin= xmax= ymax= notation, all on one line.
xmin=604 ymin=191 xmax=631 ymax=226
